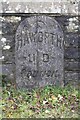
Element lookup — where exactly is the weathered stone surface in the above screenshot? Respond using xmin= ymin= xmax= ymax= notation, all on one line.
xmin=1 ymin=35 xmax=14 ymax=42
xmin=1 ymin=1 xmax=79 ymax=15
xmin=2 ymin=50 xmax=15 ymax=63
xmin=0 ymin=64 xmax=15 ymax=85
xmin=1 ymin=64 xmax=14 ymax=75
xmin=15 ymin=15 xmax=64 ymax=89
xmin=64 ymin=48 xmax=79 ymax=59
xmin=64 ymin=71 xmax=79 ymax=85
xmin=64 ymin=33 xmax=79 ymax=48
xmin=2 ymin=20 xmax=20 ymax=34
xmin=64 ymin=61 xmax=80 ymax=71
xmin=0 ymin=13 xmax=79 ymax=88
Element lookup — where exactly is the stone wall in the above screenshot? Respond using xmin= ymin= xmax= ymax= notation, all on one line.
xmin=0 ymin=1 xmax=80 ymax=87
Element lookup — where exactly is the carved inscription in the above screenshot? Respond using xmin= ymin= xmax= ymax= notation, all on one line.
xmin=15 ymin=16 xmax=64 ymax=88
xmin=16 ymin=32 xmax=63 ymax=50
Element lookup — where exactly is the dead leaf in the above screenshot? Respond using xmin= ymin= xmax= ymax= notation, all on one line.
xmin=51 ymin=95 xmax=57 ymax=100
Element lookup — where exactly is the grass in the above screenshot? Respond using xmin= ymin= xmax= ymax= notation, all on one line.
xmin=0 ymin=83 xmax=80 ymax=118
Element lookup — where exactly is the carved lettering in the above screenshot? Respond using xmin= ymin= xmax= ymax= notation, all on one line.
xmin=32 ymin=70 xmax=38 ymax=77
xmin=43 ymin=54 xmax=49 ymax=62
xmin=15 ymin=16 xmax=64 ymax=88
xmin=17 ymin=32 xmax=63 ymax=49
xmin=50 ymin=33 xmax=55 ymax=45
xmin=46 ymin=70 xmax=52 ymax=77
xmin=18 ymin=40 xmax=22 ymax=49
xmin=38 ymin=32 xmax=43 ymax=42
xmin=24 ymin=70 xmax=55 ymax=78
xmin=28 ymin=54 xmax=36 ymax=62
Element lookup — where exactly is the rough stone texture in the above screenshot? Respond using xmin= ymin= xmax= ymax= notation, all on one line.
xmin=64 ymin=33 xmax=79 ymax=47
xmin=2 ymin=21 xmax=20 ymax=35
xmin=0 ymin=1 xmax=79 ymax=88
xmin=1 ymin=1 xmax=79 ymax=15
xmin=65 ymin=71 xmax=80 ymax=85
xmin=15 ymin=16 xmax=64 ymax=89
xmin=64 ymin=72 xmax=79 ymax=87
xmin=0 ymin=14 xmax=79 ymax=88
xmin=2 ymin=50 xmax=15 ymax=63
xmin=1 ymin=64 xmax=14 ymax=75
xmin=64 ymin=48 xmax=79 ymax=59
xmin=64 ymin=61 xmax=80 ymax=71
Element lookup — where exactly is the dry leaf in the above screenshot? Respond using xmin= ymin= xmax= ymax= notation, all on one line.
xmin=51 ymin=95 xmax=57 ymax=100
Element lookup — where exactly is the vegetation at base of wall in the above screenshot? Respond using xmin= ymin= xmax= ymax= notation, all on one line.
xmin=0 ymin=83 xmax=79 ymax=119
xmin=0 ymin=74 xmax=8 ymax=87
xmin=0 ymin=74 xmax=15 ymax=87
